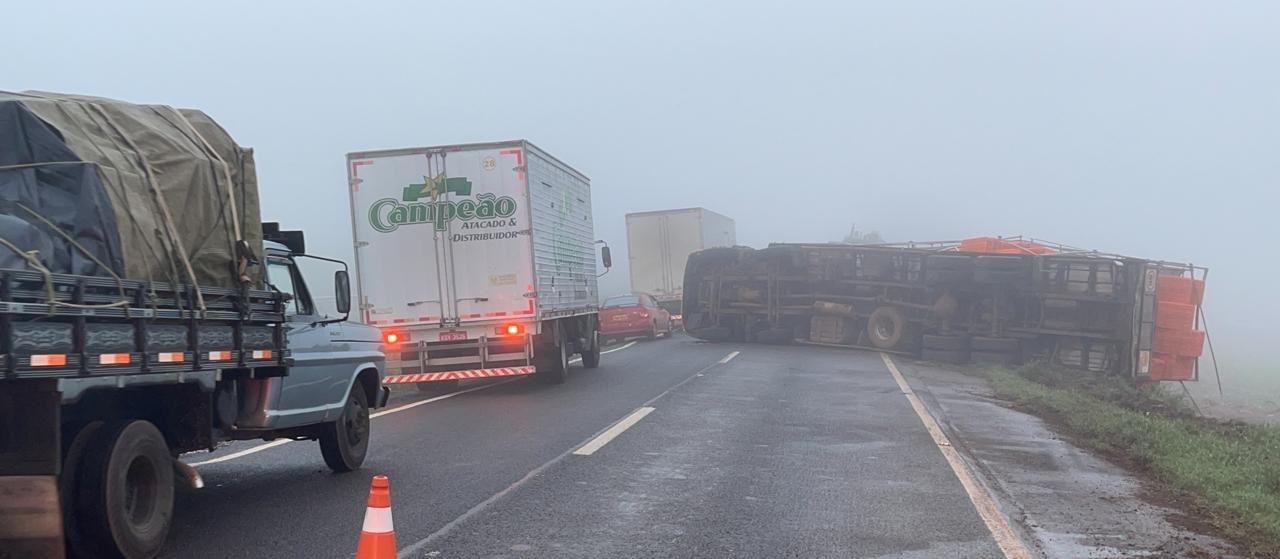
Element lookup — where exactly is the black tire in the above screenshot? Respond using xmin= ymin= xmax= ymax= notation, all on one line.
xmin=75 ymin=420 xmax=174 ymax=559
xmin=866 ymin=306 xmax=908 ymax=349
xmin=922 ymin=334 xmax=970 ymax=351
xmin=646 ymin=322 xmax=658 ymax=340
xmin=922 ymin=348 xmax=971 ymax=364
xmin=62 ymin=421 xmax=103 ymax=559
xmin=582 ymin=332 xmax=601 ymax=369
xmin=416 ymin=379 xmax=459 ymax=393
xmin=972 ymin=337 xmax=1020 ymax=353
xmin=319 ymin=386 xmax=370 ymax=473
xmin=972 ymin=350 xmax=1020 ymax=366
xmin=538 ymin=341 xmax=569 ymax=384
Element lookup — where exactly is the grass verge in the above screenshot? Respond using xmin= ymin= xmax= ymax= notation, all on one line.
xmin=982 ymin=363 xmax=1280 ymax=557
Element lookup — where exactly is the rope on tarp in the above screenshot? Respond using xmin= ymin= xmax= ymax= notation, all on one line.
xmin=167 ymin=109 xmax=253 ymax=285
xmin=87 ymin=103 xmax=207 ymax=313
xmin=0 ymin=161 xmax=93 ymax=171
xmin=0 ymin=237 xmax=128 ymax=310
xmin=16 ymin=202 xmax=128 ymax=302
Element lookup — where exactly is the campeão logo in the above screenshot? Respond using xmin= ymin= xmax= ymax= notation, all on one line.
xmin=369 ymin=174 xmax=518 ymax=233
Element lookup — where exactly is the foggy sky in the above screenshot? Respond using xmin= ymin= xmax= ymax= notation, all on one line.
xmin=5 ymin=2 xmax=1277 ymax=373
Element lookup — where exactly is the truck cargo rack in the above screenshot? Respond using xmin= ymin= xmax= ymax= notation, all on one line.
xmin=0 ymin=268 xmax=288 ymax=380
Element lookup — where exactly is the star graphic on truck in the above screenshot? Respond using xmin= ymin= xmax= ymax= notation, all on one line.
xmin=403 ymin=174 xmax=473 ymax=201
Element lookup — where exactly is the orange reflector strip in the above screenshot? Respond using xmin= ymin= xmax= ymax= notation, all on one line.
xmin=251 ymin=349 xmax=273 ymax=360
xmin=31 ymin=354 xmax=67 ymax=367
xmin=157 ymin=352 xmax=184 ymax=363
xmin=99 ymin=353 xmax=131 ymax=365
xmin=207 ymin=351 xmax=232 ymax=361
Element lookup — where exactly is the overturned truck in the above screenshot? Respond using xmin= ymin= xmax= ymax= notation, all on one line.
xmin=682 ymin=237 xmax=1208 ymax=380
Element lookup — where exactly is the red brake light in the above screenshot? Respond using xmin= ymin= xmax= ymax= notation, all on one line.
xmin=505 ymin=324 xmax=523 ymax=336
xmin=383 ymin=331 xmax=406 ymax=345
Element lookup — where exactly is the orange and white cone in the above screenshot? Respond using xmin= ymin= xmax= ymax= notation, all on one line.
xmin=356 ymin=475 xmax=397 ymax=558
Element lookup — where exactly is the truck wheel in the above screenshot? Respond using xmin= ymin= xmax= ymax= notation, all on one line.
xmin=538 ymin=342 xmax=570 ymax=384
xmin=319 ymin=386 xmax=370 ymax=473
xmin=647 ymin=322 xmax=658 ymax=340
xmin=867 ymin=306 xmax=908 ymax=349
xmin=75 ymin=420 xmax=174 ymax=559
xmin=416 ymin=379 xmax=459 ymax=393
xmin=61 ymin=421 xmax=103 ymax=559
xmin=582 ymin=332 xmax=601 ymax=369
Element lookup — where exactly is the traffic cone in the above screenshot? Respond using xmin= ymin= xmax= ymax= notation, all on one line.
xmin=356 ymin=475 xmax=397 ymax=558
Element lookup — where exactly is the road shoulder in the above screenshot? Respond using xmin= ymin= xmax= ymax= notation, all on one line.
xmin=894 ymin=358 xmax=1241 ymax=558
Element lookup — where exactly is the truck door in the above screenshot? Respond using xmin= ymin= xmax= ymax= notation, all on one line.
xmin=428 ymin=148 xmax=534 ymax=325
xmin=266 ymin=256 xmax=349 ymax=426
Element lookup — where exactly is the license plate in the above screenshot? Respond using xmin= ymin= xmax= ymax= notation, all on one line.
xmin=611 ymin=315 xmax=629 ymax=321
xmin=439 ymin=331 xmax=467 ymax=341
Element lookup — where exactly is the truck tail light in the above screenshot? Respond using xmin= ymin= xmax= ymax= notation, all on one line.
xmin=383 ymin=331 xmax=408 ymax=345
xmin=499 ymin=323 xmax=524 ymax=336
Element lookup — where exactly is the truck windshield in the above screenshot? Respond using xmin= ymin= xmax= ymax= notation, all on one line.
xmin=603 ymin=295 xmax=641 ymax=308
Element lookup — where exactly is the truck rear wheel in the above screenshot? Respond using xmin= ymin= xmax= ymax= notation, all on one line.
xmin=582 ymin=332 xmax=601 ymax=369
xmin=75 ymin=420 xmax=174 ymax=559
xmin=62 ymin=421 xmax=103 ymax=558
xmin=538 ymin=341 xmax=570 ymax=384
xmin=319 ymin=386 xmax=370 ymax=473
xmin=867 ymin=306 xmax=908 ymax=349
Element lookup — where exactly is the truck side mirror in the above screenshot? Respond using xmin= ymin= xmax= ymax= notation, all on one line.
xmin=334 ymin=270 xmax=351 ymax=315
xmin=601 ymin=246 xmax=613 ymax=269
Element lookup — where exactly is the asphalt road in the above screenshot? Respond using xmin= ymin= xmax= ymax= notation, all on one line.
xmin=165 ymin=335 xmax=1009 ymax=558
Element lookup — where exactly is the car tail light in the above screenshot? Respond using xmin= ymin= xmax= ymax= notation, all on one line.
xmin=634 ymin=310 xmax=650 ymax=319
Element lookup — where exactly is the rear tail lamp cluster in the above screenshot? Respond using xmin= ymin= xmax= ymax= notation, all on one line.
xmin=383 ymin=331 xmax=408 ymax=345
xmin=495 ymin=323 xmax=525 ymax=336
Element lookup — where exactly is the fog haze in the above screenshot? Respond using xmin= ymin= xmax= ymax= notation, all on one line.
xmin=6 ymin=1 xmax=1275 ymax=402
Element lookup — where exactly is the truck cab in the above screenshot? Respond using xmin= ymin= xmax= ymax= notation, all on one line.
xmin=0 ymin=229 xmax=387 ymax=559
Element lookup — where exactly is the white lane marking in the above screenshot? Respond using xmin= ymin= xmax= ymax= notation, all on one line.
xmin=879 ymin=353 xmax=1031 ymax=559
xmin=188 ymin=440 xmax=292 ymax=467
xmin=718 ymin=350 xmax=740 ymax=364
xmin=190 ymin=340 xmax=642 ymax=468
xmin=572 ymin=407 xmax=655 ymax=456
xmin=397 ymin=349 xmax=734 ymax=558
xmin=571 ymin=340 xmax=637 ymax=364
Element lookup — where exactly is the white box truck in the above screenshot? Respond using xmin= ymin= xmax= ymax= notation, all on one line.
xmin=347 ymin=140 xmax=608 ymax=386
xmin=625 ymin=208 xmax=736 ymax=317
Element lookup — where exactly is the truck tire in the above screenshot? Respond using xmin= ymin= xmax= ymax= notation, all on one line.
xmin=971 ymin=337 xmax=1020 ymax=353
xmin=319 ymin=386 xmax=370 ymax=473
xmin=416 ymin=380 xmax=459 ymax=393
xmin=62 ymin=421 xmax=103 ymax=559
xmin=867 ymin=306 xmax=908 ymax=349
xmin=921 ymin=348 xmax=971 ymax=365
xmin=922 ymin=334 xmax=969 ymax=351
xmin=582 ymin=332 xmax=601 ymax=369
xmin=75 ymin=420 xmax=174 ymax=559
xmin=538 ymin=341 xmax=570 ymax=384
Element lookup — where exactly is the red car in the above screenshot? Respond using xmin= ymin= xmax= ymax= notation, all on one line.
xmin=599 ymin=293 xmax=673 ymax=343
